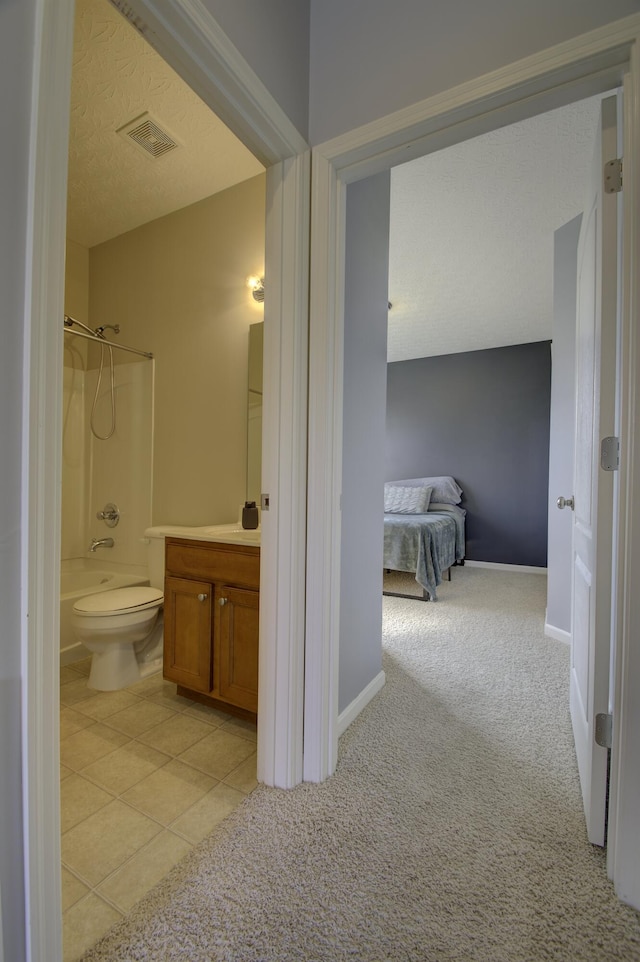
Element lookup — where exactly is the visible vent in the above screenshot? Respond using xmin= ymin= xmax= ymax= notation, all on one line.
xmin=117 ymin=113 xmax=179 ymax=159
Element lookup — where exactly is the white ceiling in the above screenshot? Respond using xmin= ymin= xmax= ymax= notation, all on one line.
xmin=388 ymin=95 xmax=608 ymax=362
xmin=67 ymin=0 xmax=264 ymax=248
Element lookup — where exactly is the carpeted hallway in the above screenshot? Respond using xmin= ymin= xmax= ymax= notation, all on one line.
xmin=82 ymin=567 xmax=640 ymax=961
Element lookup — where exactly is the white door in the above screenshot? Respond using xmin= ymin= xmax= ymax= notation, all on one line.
xmin=568 ymin=95 xmax=619 ymax=847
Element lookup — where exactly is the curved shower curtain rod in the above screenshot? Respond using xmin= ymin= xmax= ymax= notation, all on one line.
xmin=63 ymin=315 xmax=153 ymax=359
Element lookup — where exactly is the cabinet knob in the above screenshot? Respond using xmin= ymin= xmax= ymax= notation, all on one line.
xmin=197 ymin=593 xmax=208 ymax=602
xmin=219 ymin=597 xmax=228 ymax=606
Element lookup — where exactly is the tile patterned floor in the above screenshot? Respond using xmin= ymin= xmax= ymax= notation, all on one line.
xmin=60 ymin=659 xmax=257 ymax=962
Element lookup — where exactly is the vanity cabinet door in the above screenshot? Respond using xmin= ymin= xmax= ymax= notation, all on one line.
xmin=217 ymin=585 xmax=259 ymax=712
xmin=163 ymin=575 xmax=212 ymax=693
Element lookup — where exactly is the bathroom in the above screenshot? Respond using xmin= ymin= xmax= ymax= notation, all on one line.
xmin=59 ymin=0 xmax=267 ymax=955
xmin=61 ymin=172 xmax=267 ymax=660
xmin=61 ymin=0 xmax=266 ymax=664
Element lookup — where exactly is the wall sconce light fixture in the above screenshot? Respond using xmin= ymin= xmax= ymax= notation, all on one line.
xmin=248 ymin=276 xmax=265 ymax=303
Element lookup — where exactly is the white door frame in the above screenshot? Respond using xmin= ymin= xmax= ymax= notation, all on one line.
xmin=306 ymin=12 xmax=640 ymax=909
xmin=25 ymin=0 xmax=308 ymax=958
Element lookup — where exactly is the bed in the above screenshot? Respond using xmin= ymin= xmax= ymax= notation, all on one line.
xmin=382 ymin=477 xmax=466 ymax=601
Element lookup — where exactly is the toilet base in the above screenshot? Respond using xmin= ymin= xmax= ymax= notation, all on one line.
xmin=86 ymin=617 xmax=164 ymax=691
xmin=88 ymin=643 xmax=142 ymax=691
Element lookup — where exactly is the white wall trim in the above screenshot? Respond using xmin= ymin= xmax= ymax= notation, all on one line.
xmin=304 ymin=152 xmax=346 ymax=782
xmin=23 ymin=3 xmax=74 ymax=959
xmin=258 ymin=152 xmax=310 ymax=789
xmin=321 ymin=13 xmax=640 ymax=180
xmin=337 ymin=671 xmax=386 ymax=738
xmin=464 ymin=561 xmax=547 ymax=574
xmin=307 ymin=15 xmax=640 ymax=912
xmin=544 ymin=623 xmax=572 ymax=645
xmin=607 ymin=45 xmax=640 ymax=909
xmin=26 ymin=0 xmax=308 ymax=957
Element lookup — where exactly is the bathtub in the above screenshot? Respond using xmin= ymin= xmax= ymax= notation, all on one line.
xmin=60 ymin=564 xmax=149 ymax=665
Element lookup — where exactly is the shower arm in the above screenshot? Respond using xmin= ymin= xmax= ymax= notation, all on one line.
xmin=63 ymin=316 xmax=153 ymax=359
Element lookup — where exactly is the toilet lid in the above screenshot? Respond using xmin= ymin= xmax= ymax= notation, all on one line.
xmin=73 ymin=586 xmax=163 ymax=616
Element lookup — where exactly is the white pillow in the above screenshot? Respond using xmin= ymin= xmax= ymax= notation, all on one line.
xmin=390 ymin=476 xmax=463 ymax=505
xmin=384 ymin=484 xmax=432 ymax=514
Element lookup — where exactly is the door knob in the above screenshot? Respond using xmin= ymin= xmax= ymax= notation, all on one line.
xmin=219 ymin=597 xmax=228 ymax=606
xmin=197 ymin=593 xmax=208 ymax=602
xmin=556 ymin=496 xmax=575 ymax=510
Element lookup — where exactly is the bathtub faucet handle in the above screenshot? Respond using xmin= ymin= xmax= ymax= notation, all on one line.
xmin=96 ymin=502 xmax=120 ymax=527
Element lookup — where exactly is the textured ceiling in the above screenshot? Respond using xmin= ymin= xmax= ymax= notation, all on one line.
xmin=388 ymin=95 xmax=607 ymax=361
xmin=67 ymin=0 xmax=264 ymax=248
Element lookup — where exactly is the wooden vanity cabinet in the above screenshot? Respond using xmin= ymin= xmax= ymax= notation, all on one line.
xmin=163 ymin=538 xmax=260 ymax=718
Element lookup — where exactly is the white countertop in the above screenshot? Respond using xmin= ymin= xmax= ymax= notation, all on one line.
xmin=144 ymin=523 xmax=260 ymax=547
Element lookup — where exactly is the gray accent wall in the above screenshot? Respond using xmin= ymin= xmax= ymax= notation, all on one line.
xmin=309 ymin=0 xmax=639 ymax=143
xmin=339 ymin=172 xmax=390 ymax=714
xmin=546 ymin=216 xmax=581 ymax=635
xmin=386 ymin=342 xmax=552 ymax=566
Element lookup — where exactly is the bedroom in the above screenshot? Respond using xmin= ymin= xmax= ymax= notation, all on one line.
xmin=338 ymin=90 xmax=613 ymax=712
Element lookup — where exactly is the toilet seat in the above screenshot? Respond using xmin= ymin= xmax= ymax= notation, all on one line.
xmin=73 ymin=586 xmax=163 ymax=617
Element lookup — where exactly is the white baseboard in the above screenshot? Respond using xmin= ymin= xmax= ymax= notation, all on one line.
xmin=337 ymin=670 xmax=386 ymax=737
xmin=545 ymin=623 xmax=572 ymax=645
xmin=464 ymin=560 xmax=547 ymax=574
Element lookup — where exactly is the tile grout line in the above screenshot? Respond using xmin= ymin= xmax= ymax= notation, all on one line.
xmin=60 ymin=668 xmax=258 ymax=949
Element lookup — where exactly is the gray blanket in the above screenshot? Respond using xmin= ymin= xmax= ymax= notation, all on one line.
xmin=383 ymin=511 xmax=458 ymax=599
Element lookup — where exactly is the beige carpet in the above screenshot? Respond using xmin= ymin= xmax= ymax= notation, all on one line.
xmin=82 ymin=567 xmax=640 ymax=961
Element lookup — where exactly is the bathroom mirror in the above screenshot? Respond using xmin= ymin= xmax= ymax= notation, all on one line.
xmin=247 ymin=322 xmax=263 ymax=505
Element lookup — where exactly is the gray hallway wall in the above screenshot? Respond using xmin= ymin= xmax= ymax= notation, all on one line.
xmin=309 ymin=1 xmax=639 ymax=142
xmin=339 ymin=172 xmax=390 ymax=714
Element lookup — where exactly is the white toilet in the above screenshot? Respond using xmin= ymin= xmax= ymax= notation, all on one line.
xmin=71 ymin=532 xmax=166 ymax=691
xmin=72 ymin=586 xmax=164 ymax=690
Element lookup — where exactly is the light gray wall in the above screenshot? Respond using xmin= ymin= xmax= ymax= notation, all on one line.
xmin=0 ymin=1 xmax=32 ymax=958
xmin=547 ymin=216 xmax=581 ymax=635
xmin=202 ymin=0 xmax=310 ymax=140
xmin=339 ymin=172 xmax=390 ymax=714
xmin=309 ymin=0 xmax=640 ymax=143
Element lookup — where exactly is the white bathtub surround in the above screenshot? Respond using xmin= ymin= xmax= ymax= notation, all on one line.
xmin=61 ymin=354 xmax=154 ymax=570
xmin=84 ymin=359 xmax=154 ymax=569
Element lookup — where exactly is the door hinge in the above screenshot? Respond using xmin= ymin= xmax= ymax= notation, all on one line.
xmin=595 ymin=713 xmax=613 ymax=749
xmin=601 ymin=436 xmax=619 ymax=471
xmin=604 ymin=158 xmax=622 ymax=193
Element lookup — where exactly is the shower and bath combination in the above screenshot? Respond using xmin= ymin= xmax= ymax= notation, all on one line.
xmin=63 ymin=314 xmax=153 ymax=440
xmin=62 ymin=318 xmax=161 ymax=688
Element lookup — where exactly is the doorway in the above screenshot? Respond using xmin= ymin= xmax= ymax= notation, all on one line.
xmin=25 ymin=0 xmax=309 ymax=958
xmin=60 ymin=3 xmax=269 ymax=954
xmin=305 ymin=28 xmax=640 ymax=910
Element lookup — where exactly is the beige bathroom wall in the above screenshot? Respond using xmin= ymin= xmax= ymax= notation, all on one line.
xmin=89 ymin=174 xmax=266 ymax=526
xmin=62 ymin=240 xmax=89 ymax=560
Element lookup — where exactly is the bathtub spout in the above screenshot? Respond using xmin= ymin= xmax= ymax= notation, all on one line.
xmin=90 ymin=538 xmax=114 ymax=552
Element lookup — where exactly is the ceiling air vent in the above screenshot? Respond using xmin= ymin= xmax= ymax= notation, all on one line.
xmin=117 ymin=113 xmax=179 ymax=159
